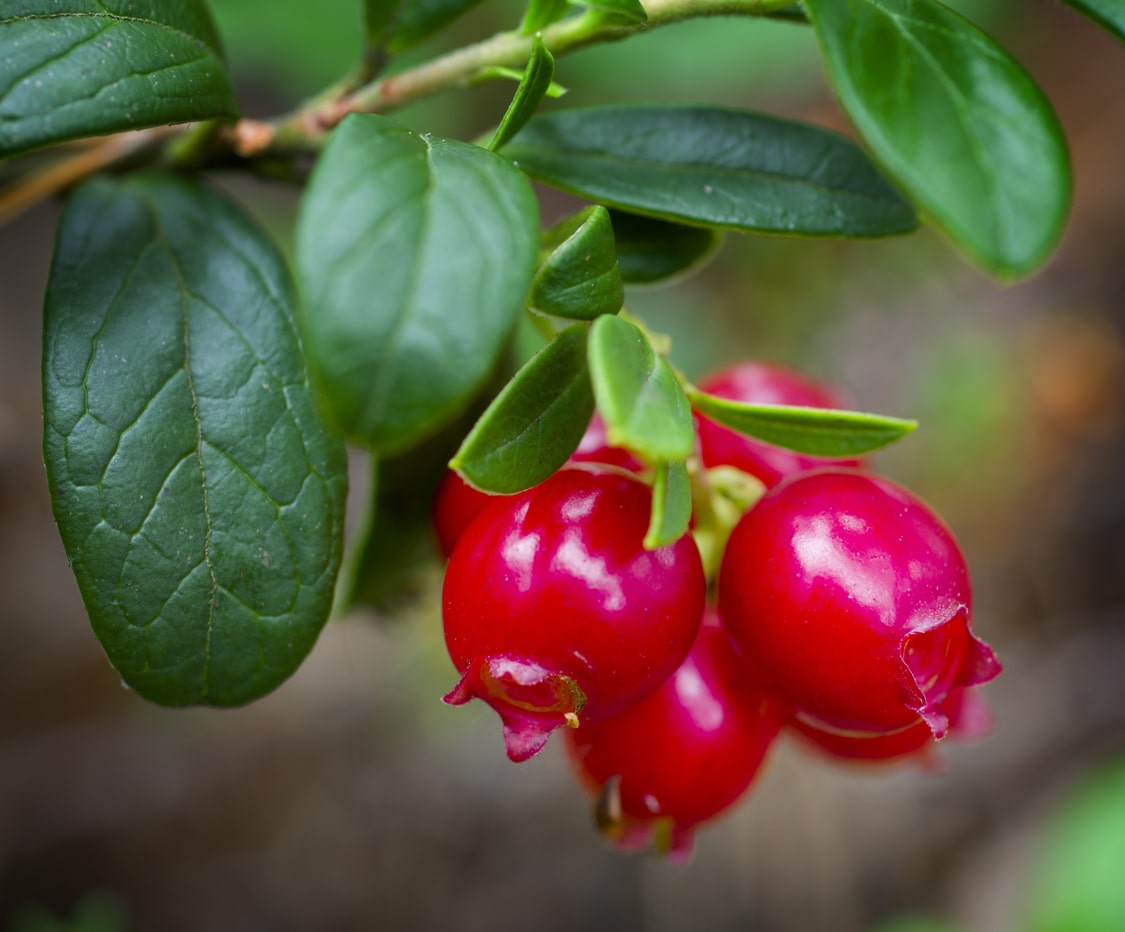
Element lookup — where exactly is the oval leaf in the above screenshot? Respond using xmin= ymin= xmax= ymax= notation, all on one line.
xmin=504 ymin=104 xmax=918 ymax=237
xmin=296 ymin=114 xmax=540 ymax=452
xmin=521 ymin=0 xmax=572 ymax=35
xmin=531 ymin=206 xmax=624 ymax=319
xmin=388 ymin=0 xmax=487 ymax=51
xmin=805 ymin=0 xmax=1071 ymax=278
xmin=42 ymin=174 xmax=348 ymax=707
xmin=0 ymin=1 xmax=238 ymax=157
xmin=452 ymin=324 xmax=594 ymax=493
xmin=588 ymin=315 xmax=694 ymax=461
xmin=687 ymin=390 xmax=917 ymax=456
xmin=1061 ymin=0 xmax=1125 ymax=42
xmin=645 ymin=460 xmax=692 ymax=550
xmin=490 ymin=36 xmax=557 ymax=153
xmin=581 ymin=0 xmax=647 ymax=23
xmin=609 ymin=210 xmax=721 ymax=285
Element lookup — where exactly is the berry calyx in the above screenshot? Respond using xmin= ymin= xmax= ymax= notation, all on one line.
xmin=718 ymin=468 xmax=1001 ymax=738
xmin=564 ymin=608 xmax=784 ymax=860
xmin=442 ymin=465 xmax=706 ymax=762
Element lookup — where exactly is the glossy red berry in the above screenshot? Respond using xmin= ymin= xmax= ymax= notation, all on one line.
xmin=718 ymin=468 xmax=1001 ymax=738
xmin=570 ymin=411 xmax=642 ymax=472
xmin=443 ymin=465 xmax=706 ymax=762
xmin=565 ymin=608 xmax=784 ymax=859
xmin=432 ymin=469 xmax=498 ymax=559
xmin=696 ymin=362 xmax=864 ymax=487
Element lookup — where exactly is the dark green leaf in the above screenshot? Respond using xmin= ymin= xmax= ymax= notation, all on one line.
xmin=365 ymin=0 xmax=400 ymax=47
xmin=490 ymin=36 xmax=556 ymax=153
xmin=531 ymin=206 xmax=623 ymax=319
xmin=609 ymin=210 xmax=720 ymax=285
xmin=521 ymin=0 xmax=572 ymax=33
xmin=688 ymin=391 xmax=917 ymax=456
xmin=388 ymin=0 xmax=486 ymax=51
xmin=452 ymin=324 xmax=593 ymax=493
xmin=296 ymin=113 xmax=540 ymax=452
xmin=645 ymin=460 xmax=691 ymax=549
xmin=588 ymin=315 xmax=694 ymax=461
xmin=805 ymin=0 xmax=1071 ymax=278
xmin=580 ymin=0 xmax=647 ymax=23
xmin=42 ymin=174 xmax=347 ymax=707
xmin=0 ymin=1 xmax=238 ymax=157
xmin=1061 ymin=0 xmax=1125 ymax=42
xmin=504 ymin=104 xmax=917 ymax=237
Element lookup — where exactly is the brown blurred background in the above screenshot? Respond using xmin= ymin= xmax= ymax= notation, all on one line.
xmin=2 ymin=1 xmax=1125 ymax=929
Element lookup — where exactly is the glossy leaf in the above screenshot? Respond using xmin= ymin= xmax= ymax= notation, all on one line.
xmin=687 ymin=391 xmax=917 ymax=456
xmin=296 ymin=114 xmax=540 ymax=452
xmin=521 ymin=0 xmax=572 ymax=33
xmin=388 ymin=0 xmax=487 ymax=51
xmin=0 ymin=0 xmax=238 ymax=157
xmin=581 ymin=0 xmax=647 ymax=23
xmin=452 ymin=325 xmax=594 ymax=494
xmin=504 ymin=105 xmax=917 ymax=237
xmin=490 ymin=36 xmax=556 ymax=153
xmin=609 ymin=210 xmax=721 ymax=285
xmin=805 ymin=0 xmax=1071 ymax=278
xmin=1061 ymin=0 xmax=1125 ymax=42
xmin=530 ymin=206 xmax=624 ymax=319
xmin=644 ymin=460 xmax=692 ymax=550
xmin=42 ymin=174 xmax=348 ymax=707
xmin=588 ymin=315 xmax=694 ymax=462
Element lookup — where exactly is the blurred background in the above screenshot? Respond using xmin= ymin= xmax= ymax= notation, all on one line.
xmin=2 ymin=0 xmax=1125 ymax=929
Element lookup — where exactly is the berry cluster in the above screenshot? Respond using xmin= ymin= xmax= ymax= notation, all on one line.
xmin=435 ymin=362 xmax=1002 ymax=858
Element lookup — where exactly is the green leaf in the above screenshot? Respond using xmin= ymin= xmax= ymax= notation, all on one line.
xmin=0 ymin=1 xmax=238 ymax=157
xmin=388 ymin=0 xmax=487 ymax=51
xmin=452 ymin=324 xmax=594 ymax=493
xmin=1061 ymin=0 xmax=1125 ymax=42
xmin=296 ymin=113 xmax=540 ymax=452
xmin=645 ymin=460 xmax=692 ymax=549
xmin=503 ymin=104 xmax=918 ymax=237
xmin=609 ymin=210 xmax=721 ymax=285
xmin=805 ymin=0 xmax=1071 ymax=278
xmin=580 ymin=0 xmax=647 ymax=23
xmin=588 ymin=315 xmax=694 ymax=461
xmin=521 ymin=0 xmax=572 ymax=33
xmin=42 ymin=174 xmax=348 ymax=707
xmin=531 ymin=206 xmax=624 ymax=319
xmin=490 ymin=36 xmax=557 ymax=153
xmin=688 ymin=391 xmax=917 ymax=456
xmin=365 ymin=0 xmax=400 ymax=47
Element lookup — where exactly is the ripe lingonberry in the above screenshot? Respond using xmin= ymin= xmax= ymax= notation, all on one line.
xmin=696 ymin=362 xmax=864 ymax=487
xmin=443 ymin=465 xmax=706 ymax=762
xmin=564 ymin=608 xmax=783 ymax=859
xmin=570 ymin=411 xmax=642 ymax=472
xmin=718 ymin=468 xmax=1001 ymax=738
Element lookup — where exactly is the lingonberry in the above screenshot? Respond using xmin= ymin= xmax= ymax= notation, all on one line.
xmin=564 ymin=608 xmax=784 ymax=859
xmin=718 ymin=468 xmax=1001 ymax=738
xmin=442 ymin=464 xmax=706 ymax=762
xmin=570 ymin=411 xmax=642 ymax=472
xmin=696 ymin=362 xmax=865 ymax=487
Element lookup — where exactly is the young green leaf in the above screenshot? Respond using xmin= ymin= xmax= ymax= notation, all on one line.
xmin=530 ymin=206 xmax=624 ymax=319
xmin=521 ymin=0 xmax=572 ymax=33
xmin=645 ymin=460 xmax=692 ymax=550
xmin=388 ymin=0 xmax=487 ymax=51
xmin=296 ymin=114 xmax=540 ymax=452
xmin=688 ymin=391 xmax=917 ymax=456
xmin=805 ymin=0 xmax=1071 ymax=279
xmin=503 ymin=105 xmax=917 ymax=237
xmin=452 ymin=324 xmax=594 ymax=493
xmin=1061 ymin=0 xmax=1125 ymax=42
xmin=609 ymin=210 xmax=721 ymax=285
xmin=580 ymin=0 xmax=647 ymax=24
xmin=490 ymin=37 xmax=557 ymax=153
xmin=42 ymin=174 xmax=348 ymax=707
xmin=588 ymin=315 xmax=695 ymax=462
xmin=0 ymin=1 xmax=238 ymax=157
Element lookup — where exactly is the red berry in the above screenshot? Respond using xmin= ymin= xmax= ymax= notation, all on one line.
xmin=432 ymin=469 xmax=498 ymax=559
xmin=565 ymin=608 xmax=784 ymax=859
xmin=442 ymin=465 xmax=706 ymax=762
xmin=718 ymin=468 xmax=1001 ymax=738
xmin=570 ymin=411 xmax=642 ymax=472
xmin=696 ymin=362 xmax=864 ymax=486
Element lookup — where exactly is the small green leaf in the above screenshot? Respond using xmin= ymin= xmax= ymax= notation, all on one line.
xmin=0 ymin=1 xmax=238 ymax=156
xmin=645 ymin=460 xmax=692 ymax=549
xmin=504 ymin=105 xmax=917 ymax=237
xmin=805 ymin=0 xmax=1071 ymax=278
xmin=609 ymin=210 xmax=721 ymax=285
xmin=43 ymin=174 xmax=348 ymax=707
xmin=1061 ymin=0 xmax=1125 ymax=42
xmin=521 ymin=0 xmax=572 ymax=33
xmin=580 ymin=0 xmax=647 ymax=23
xmin=365 ymin=0 xmax=400 ymax=46
xmin=490 ymin=36 xmax=557 ymax=153
xmin=688 ymin=391 xmax=917 ymax=456
xmin=474 ymin=66 xmax=567 ymax=98
xmin=388 ymin=0 xmax=487 ymax=51
xmin=452 ymin=324 xmax=594 ymax=494
xmin=530 ymin=206 xmax=624 ymax=319
xmin=296 ymin=114 xmax=540 ymax=452
xmin=588 ymin=315 xmax=694 ymax=462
